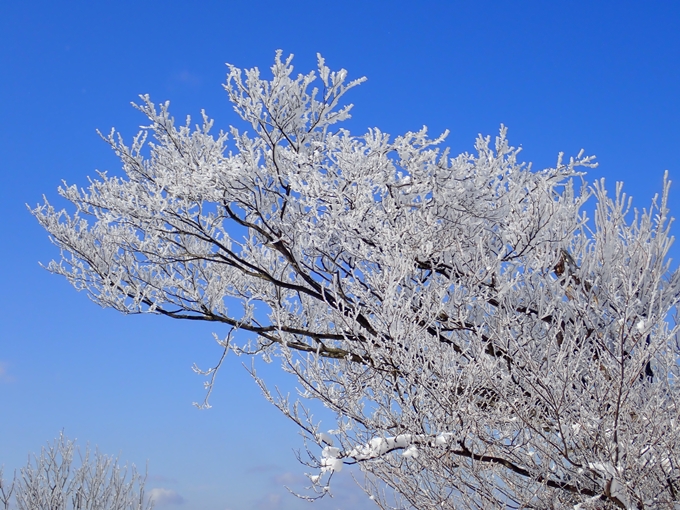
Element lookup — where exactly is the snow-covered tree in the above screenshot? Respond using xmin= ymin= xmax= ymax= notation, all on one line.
xmin=32 ymin=52 xmax=680 ymax=508
xmin=0 ymin=433 xmax=152 ymax=510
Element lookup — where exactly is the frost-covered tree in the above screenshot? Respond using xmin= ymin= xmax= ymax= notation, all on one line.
xmin=32 ymin=52 xmax=680 ymax=509
xmin=0 ymin=433 xmax=152 ymax=510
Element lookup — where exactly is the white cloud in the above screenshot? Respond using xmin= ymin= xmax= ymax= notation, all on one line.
xmin=254 ymin=492 xmax=281 ymax=510
xmin=176 ymin=70 xmax=201 ymax=85
xmin=0 ymin=361 xmax=14 ymax=383
xmin=147 ymin=474 xmax=178 ymax=485
xmin=148 ymin=488 xmax=185 ymax=507
xmin=273 ymin=471 xmax=306 ymax=485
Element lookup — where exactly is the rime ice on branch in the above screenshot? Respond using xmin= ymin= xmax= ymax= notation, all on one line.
xmin=32 ymin=51 xmax=680 ymax=509
xmin=0 ymin=433 xmax=151 ymax=510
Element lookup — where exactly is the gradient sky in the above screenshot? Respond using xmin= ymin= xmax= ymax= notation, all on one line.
xmin=1 ymin=2 xmax=679 ymax=509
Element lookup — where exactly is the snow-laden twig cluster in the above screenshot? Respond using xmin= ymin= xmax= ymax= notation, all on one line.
xmin=32 ymin=51 xmax=680 ymax=508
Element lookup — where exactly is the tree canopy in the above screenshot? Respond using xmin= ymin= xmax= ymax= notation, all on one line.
xmin=32 ymin=52 xmax=680 ymax=509
xmin=0 ymin=434 xmax=151 ymax=510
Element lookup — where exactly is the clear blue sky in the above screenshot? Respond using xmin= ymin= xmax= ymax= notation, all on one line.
xmin=1 ymin=2 xmax=679 ymax=509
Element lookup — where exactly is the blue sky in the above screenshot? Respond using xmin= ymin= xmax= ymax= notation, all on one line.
xmin=1 ymin=2 xmax=679 ymax=509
